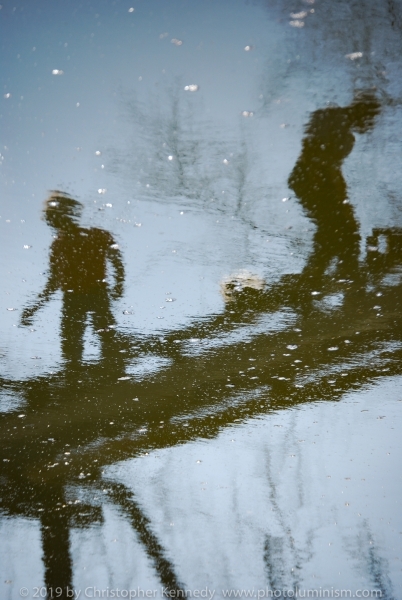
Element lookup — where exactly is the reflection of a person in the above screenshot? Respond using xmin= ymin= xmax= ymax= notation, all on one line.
xmin=21 ymin=192 xmax=124 ymax=365
xmin=288 ymin=92 xmax=380 ymax=280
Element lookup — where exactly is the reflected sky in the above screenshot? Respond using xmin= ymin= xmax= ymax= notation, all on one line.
xmin=1 ymin=0 xmax=402 ymax=598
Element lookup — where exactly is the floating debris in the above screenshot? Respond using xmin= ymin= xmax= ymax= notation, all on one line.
xmin=220 ymin=270 xmax=265 ymax=302
xmin=289 ymin=20 xmax=305 ymax=28
xmin=286 ymin=345 xmax=298 ymax=350
xmin=241 ymin=111 xmax=254 ymax=117
xmin=184 ymin=84 xmax=199 ymax=92
xmin=52 ymin=69 xmax=64 ymax=75
xmin=345 ymin=52 xmax=363 ymax=60
xmin=244 ymin=45 xmax=253 ymax=51
xmin=290 ymin=11 xmax=308 ymax=18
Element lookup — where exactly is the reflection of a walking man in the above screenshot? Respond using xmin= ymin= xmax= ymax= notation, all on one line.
xmin=21 ymin=192 xmax=125 ymax=366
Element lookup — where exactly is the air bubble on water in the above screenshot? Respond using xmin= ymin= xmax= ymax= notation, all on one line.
xmin=223 ymin=159 xmax=229 ymax=165
xmin=128 ymin=7 xmax=135 ymax=12
xmin=7 ymin=308 xmax=17 ymax=311
xmin=196 ymin=460 xmax=202 ymax=463
xmin=241 ymin=111 xmax=253 ymax=117
xmin=376 ymin=292 xmax=382 ymax=297
xmin=95 ymin=150 xmax=101 ymax=156
xmin=105 ymin=203 xmax=112 ymax=207
xmin=171 ymin=38 xmax=183 ymax=46
xmin=76 ymin=102 xmax=80 ymax=107
xmin=344 ymin=340 xmax=351 ymax=344
xmin=110 ymin=243 xmax=119 ymax=249
xmin=311 ymin=291 xmax=320 ymax=296
xmin=184 ymin=84 xmax=199 ymax=92
xmin=166 ymin=298 xmax=176 ymax=302
xmin=4 ymin=93 xmax=11 ymax=99
xmin=122 ymin=310 xmax=133 ymax=315
xmin=168 ymin=155 xmax=174 ymax=161
xmin=327 ymin=346 xmax=339 ymax=351
xmin=289 ymin=20 xmax=304 ymax=27
xmin=98 ymin=188 xmax=107 ymax=194
xmin=135 ymin=222 xmax=142 ymax=227
xmin=52 ymin=69 xmax=64 ymax=75
xmin=286 ymin=345 xmax=298 ymax=350
xmin=244 ymin=45 xmax=253 ymax=51
xmin=23 ymin=245 xmax=32 ymax=249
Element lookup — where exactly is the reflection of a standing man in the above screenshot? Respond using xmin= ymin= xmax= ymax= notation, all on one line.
xmin=288 ymin=92 xmax=380 ymax=280
xmin=21 ymin=192 xmax=125 ymax=366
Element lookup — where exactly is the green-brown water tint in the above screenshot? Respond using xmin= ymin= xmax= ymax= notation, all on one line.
xmin=1 ymin=92 xmax=402 ymax=596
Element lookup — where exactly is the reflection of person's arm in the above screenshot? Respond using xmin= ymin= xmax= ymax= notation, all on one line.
xmin=20 ymin=274 xmax=58 ymax=326
xmin=108 ymin=243 xmax=125 ymax=300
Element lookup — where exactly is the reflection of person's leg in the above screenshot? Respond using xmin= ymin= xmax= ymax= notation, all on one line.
xmin=60 ymin=293 xmax=87 ymax=365
xmin=90 ymin=290 xmax=122 ymax=364
xmin=303 ymin=203 xmax=360 ymax=280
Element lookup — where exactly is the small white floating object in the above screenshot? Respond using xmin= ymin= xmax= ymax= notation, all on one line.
xmin=244 ymin=45 xmax=253 ymax=51
xmin=289 ymin=20 xmax=304 ymax=28
xmin=128 ymin=7 xmax=135 ymax=12
xmin=286 ymin=345 xmax=298 ymax=350
xmin=345 ymin=52 xmax=363 ymax=60
xmin=171 ymin=38 xmax=183 ymax=46
xmin=290 ymin=11 xmax=308 ymax=18
xmin=4 ymin=93 xmax=11 ymax=99
xmin=118 ymin=376 xmax=131 ymax=380
xmin=184 ymin=84 xmax=199 ymax=92
xmin=327 ymin=346 xmax=339 ymax=351
xmin=98 ymin=188 xmax=107 ymax=194
xmin=52 ymin=69 xmax=64 ymax=75
xmin=241 ymin=111 xmax=254 ymax=117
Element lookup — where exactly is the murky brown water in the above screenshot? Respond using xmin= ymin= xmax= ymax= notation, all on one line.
xmin=1 ymin=1 xmax=402 ymax=599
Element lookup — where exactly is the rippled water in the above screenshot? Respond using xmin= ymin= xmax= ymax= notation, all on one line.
xmin=1 ymin=1 xmax=402 ymax=599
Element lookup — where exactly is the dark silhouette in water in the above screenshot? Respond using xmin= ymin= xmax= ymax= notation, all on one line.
xmin=288 ymin=92 xmax=381 ymax=280
xmin=3 ymin=96 xmax=401 ymax=599
xmin=20 ymin=192 xmax=125 ymax=366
